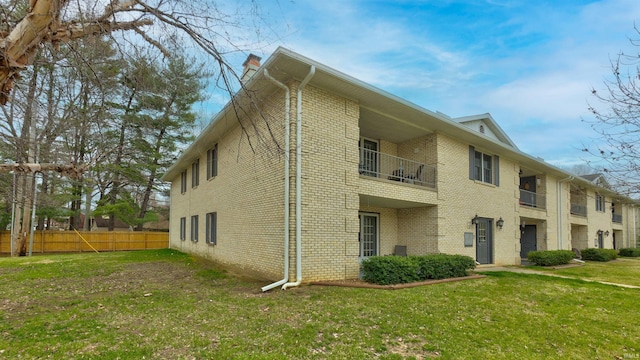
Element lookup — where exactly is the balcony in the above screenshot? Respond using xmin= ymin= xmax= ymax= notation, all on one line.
xmin=613 ymin=214 xmax=623 ymax=224
xmin=519 ymin=189 xmax=546 ymax=209
xmin=359 ymin=147 xmax=436 ymax=188
xmin=570 ymin=203 xmax=587 ymax=217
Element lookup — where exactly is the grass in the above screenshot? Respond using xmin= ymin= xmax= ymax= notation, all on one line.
xmin=526 ymin=257 xmax=640 ymax=287
xmin=0 ymin=249 xmax=638 ymax=359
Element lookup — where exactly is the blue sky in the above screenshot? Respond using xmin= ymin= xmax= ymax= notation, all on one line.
xmin=205 ymin=0 xmax=640 ymax=169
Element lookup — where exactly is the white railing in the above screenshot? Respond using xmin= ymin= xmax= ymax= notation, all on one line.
xmin=519 ymin=189 xmax=546 ymax=209
xmin=359 ymin=148 xmax=436 ymax=188
xmin=612 ymin=214 xmax=623 ymax=224
xmin=570 ymin=203 xmax=587 ymax=217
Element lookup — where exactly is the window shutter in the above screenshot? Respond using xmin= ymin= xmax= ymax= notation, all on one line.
xmin=494 ymin=155 xmax=500 ymax=186
xmin=469 ymin=146 xmax=475 ymax=180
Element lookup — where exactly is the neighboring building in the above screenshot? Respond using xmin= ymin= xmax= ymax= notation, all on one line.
xmin=162 ymin=47 xmax=639 ymax=287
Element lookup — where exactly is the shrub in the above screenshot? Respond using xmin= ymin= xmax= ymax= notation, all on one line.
xmin=527 ymin=250 xmax=575 ymax=266
xmin=581 ymin=248 xmax=618 ymax=262
xmin=618 ymin=248 xmax=640 ymax=257
xmin=360 ymin=256 xmax=420 ymax=285
xmin=361 ymin=254 xmax=475 ymax=285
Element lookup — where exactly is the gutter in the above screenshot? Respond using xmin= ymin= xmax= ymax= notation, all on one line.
xmin=261 ymin=70 xmax=291 ymax=292
xmin=557 ymin=176 xmax=574 ymax=250
xmin=282 ymin=65 xmax=316 ymax=290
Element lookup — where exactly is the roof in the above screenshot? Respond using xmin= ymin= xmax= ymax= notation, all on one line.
xmin=162 ymin=47 xmax=635 ymax=202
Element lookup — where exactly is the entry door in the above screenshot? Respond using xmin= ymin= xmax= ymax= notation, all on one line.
xmin=520 ymin=225 xmax=537 ymax=258
xmin=359 ymin=213 xmax=379 ymax=259
xmin=476 ymin=218 xmax=493 ymax=264
xmin=597 ymin=231 xmax=604 ymax=248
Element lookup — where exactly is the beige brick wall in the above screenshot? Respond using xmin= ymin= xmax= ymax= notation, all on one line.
xmin=168 ymin=84 xmax=290 ymax=280
xmin=435 ymin=133 xmax=520 ymax=265
xmin=298 ymin=84 xmax=360 ymax=281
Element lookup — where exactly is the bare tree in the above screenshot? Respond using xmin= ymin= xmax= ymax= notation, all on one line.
xmin=585 ymin=25 xmax=640 ymax=197
xmin=0 ymin=0 xmax=270 ymax=103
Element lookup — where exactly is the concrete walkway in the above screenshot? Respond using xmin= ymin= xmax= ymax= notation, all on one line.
xmin=475 ymin=266 xmax=640 ymax=289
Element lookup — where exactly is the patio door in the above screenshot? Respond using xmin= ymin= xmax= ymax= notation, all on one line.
xmin=476 ymin=218 xmax=493 ymax=264
xmin=359 ymin=213 xmax=379 ymax=260
xmin=359 ymin=138 xmax=378 ymax=177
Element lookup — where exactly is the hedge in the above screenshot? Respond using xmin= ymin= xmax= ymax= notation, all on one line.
xmin=618 ymin=248 xmax=640 ymax=257
xmin=527 ymin=250 xmax=575 ymax=266
xmin=581 ymin=248 xmax=618 ymax=262
xmin=361 ymin=254 xmax=475 ymax=285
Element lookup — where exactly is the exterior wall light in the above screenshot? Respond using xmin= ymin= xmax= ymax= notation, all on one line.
xmin=471 ymin=214 xmax=479 ymax=225
xmin=496 ymin=217 xmax=504 ymax=229
xmin=605 ymin=230 xmax=610 ymax=237
xmin=597 ymin=230 xmax=603 ymax=236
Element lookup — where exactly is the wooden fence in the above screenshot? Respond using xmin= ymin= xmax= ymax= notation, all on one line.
xmin=0 ymin=230 xmax=168 ymax=254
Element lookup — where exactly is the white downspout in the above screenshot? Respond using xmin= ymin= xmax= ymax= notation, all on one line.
xmin=557 ymin=176 xmax=574 ymax=250
xmin=282 ymin=65 xmax=316 ymax=290
xmin=261 ymin=70 xmax=291 ymax=292
xmin=633 ymin=205 xmax=637 ymax=248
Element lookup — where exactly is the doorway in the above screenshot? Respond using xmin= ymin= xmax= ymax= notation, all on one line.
xmin=358 ymin=212 xmax=379 ymax=260
xmin=476 ymin=218 xmax=493 ymax=264
xmin=520 ymin=224 xmax=537 ymax=258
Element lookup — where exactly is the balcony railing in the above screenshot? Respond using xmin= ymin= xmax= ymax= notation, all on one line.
xmin=519 ymin=189 xmax=546 ymax=209
xmin=613 ymin=214 xmax=623 ymax=224
xmin=359 ymin=147 xmax=436 ymax=188
xmin=570 ymin=203 xmax=587 ymax=217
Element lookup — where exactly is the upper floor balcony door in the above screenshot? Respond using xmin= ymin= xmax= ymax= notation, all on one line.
xmin=359 ymin=138 xmax=379 ymax=177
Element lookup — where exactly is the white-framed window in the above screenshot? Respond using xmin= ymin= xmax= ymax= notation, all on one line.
xmin=190 ymin=215 xmax=199 ymax=242
xmin=180 ymin=170 xmax=187 ymax=194
xmin=179 ymin=217 xmax=186 ymax=241
xmin=469 ymin=146 xmax=499 ymax=186
xmin=595 ymin=193 xmax=605 ymax=212
xmin=207 ymin=144 xmax=218 ymax=179
xmin=191 ymin=159 xmax=200 ymax=188
xmin=206 ymin=212 xmax=217 ymax=245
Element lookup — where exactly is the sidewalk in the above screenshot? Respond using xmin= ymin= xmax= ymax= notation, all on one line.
xmin=475 ymin=266 xmax=640 ymax=289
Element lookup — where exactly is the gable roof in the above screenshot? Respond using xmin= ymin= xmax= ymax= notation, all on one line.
xmin=162 ymin=47 xmax=636 ymax=202
xmin=452 ymin=113 xmax=518 ymax=149
xmin=580 ymin=173 xmax=611 ymax=189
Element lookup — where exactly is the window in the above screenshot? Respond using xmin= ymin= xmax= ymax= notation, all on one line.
xmin=191 ymin=159 xmax=200 ymax=188
xmin=179 ymin=217 xmax=186 ymax=241
xmin=180 ymin=170 xmax=187 ymax=194
xmin=596 ymin=193 xmax=605 ymax=212
xmin=190 ymin=215 xmax=199 ymax=242
xmin=206 ymin=212 xmax=217 ymax=245
xmin=207 ymin=144 xmax=218 ymax=179
xmin=469 ymin=146 xmax=499 ymax=185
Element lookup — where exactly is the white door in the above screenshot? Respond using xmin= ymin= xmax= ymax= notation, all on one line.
xmin=359 ymin=213 xmax=379 ymax=260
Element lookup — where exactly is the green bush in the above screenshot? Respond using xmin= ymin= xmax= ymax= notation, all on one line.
xmin=581 ymin=248 xmax=618 ymax=262
xmin=618 ymin=248 xmax=640 ymax=257
xmin=527 ymin=250 xmax=575 ymax=266
xmin=361 ymin=254 xmax=475 ymax=285
xmin=360 ymin=256 xmax=420 ymax=285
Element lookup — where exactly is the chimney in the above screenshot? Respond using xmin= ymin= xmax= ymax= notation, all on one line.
xmin=241 ymin=54 xmax=262 ymax=83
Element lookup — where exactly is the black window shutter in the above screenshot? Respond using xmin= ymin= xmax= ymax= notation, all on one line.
xmin=469 ymin=146 xmax=475 ymax=180
xmin=494 ymin=155 xmax=500 ymax=186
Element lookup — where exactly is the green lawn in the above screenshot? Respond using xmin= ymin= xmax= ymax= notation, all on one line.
xmin=0 ymin=250 xmax=638 ymax=359
xmin=526 ymin=257 xmax=640 ymax=287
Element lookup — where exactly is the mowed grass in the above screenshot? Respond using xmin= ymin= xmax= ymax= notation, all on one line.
xmin=0 ymin=250 xmax=638 ymax=359
xmin=528 ymin=257 xmax=640 ymax=287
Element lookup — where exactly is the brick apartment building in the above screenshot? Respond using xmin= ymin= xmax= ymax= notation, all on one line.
xmin=162 ymin=47 xmax=639 ymax=289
